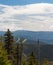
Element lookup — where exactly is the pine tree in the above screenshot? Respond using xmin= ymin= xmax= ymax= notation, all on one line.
xmin=28 ymin=51 xmax=38 ymax=65
xmin=4 ymin=29 xmax=14 ymax=64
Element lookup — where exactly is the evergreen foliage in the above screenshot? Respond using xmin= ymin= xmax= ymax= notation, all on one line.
xmin=42 ymin=58 xmax=49 ymax=65
xmin=28 ymin=51 xmax=38 ymax=65
xmin=0 ymin=29 xmax=50 ymax=65
xmin=0 ymin=42 xmax=12 ymax=65
xmin=4 ymin=29 xmax=14 ymax=65
xmin=4 ymin=29 xmax=14 ymax=54
xmin=15 ymin=39 xmax=24 ymax=65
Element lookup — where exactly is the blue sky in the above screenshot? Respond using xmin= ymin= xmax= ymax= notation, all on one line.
xmin=0 ymin=0 xmax=53 ymax=5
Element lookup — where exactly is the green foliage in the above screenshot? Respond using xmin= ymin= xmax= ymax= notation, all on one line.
xmin=4 ymin=29 xmax=15 ymax=65
xmin=0 ymin=42 xmax=12 ymax=65
xmin=15 ymin=42 xmax=23 ymax=65
xmin=15 ymin=38 xmax=27 ymax=65
xmin=42 ymin=58 xmax=49 ymax=65
xmin=22 ymin=54 xmax=27 ymax=65
xmin=28 ymin=52 xmax=38 ymax=65
xmin=4 ymin=29 xmax=14 ymax=54
xmin=0 ymin=29 xmax=50 ymax=65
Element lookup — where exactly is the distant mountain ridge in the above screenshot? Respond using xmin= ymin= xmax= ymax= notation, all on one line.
xmin=13 ymin=30 xmax=53 ymax=44
xmin=13 ymin=30 xmax=53 ymax=40
xmin=0 ymin=30 xmax=53 ymax=44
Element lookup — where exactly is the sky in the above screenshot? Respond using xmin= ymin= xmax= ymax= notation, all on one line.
xmin=0 ymin=0 xmax=53 ymax=31
xmin=0 ymin=0 xmax=53 ymax=5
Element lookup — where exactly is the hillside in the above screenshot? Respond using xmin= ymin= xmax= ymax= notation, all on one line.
xmin=1 ymin=30 xmax=53 ymax=44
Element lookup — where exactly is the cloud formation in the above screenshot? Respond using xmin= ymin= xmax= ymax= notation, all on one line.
xmin=0 ymin=3 xmax=53 ymax=31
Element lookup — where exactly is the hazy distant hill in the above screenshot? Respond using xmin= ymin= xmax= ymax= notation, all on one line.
xmin=0 ymin=30 xmax=53 ymax=44
xmin=0 ymin=31 xmax=5 ymax=36
xmin=13 ymin=30 xmax=53 ymax=44
xmin=13 ymin=30 xmax=53 ymax=39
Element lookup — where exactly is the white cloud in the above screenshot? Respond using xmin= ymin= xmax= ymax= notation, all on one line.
xmin=0 ymin=3 xmax=53 ymax=31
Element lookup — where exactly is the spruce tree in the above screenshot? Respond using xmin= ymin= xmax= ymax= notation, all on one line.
xmin=4 ymin=29 xmax=14 ymax=64
xmin=28 ymin=51 xmax=38 ymax=65
xmin=4 ymin=29 xmax=14 ymax=54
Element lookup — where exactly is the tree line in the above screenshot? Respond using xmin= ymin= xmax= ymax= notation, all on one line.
xmin=0 ymin=29 xmax=49 ymax=65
